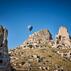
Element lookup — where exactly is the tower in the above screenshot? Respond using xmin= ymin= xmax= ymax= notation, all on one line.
xmin=0 ymin=25 xmax=11 ymax=71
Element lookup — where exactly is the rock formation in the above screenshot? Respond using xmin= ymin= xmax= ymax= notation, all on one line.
xmin=0 ymin=25 xmax=11 ymax=71
xmin=0 ymin=25 xmax=71 ymax=71
xmin=9 ymin=28 xmax=71 ymax=71
xmin=54 ymin=26 xmax=71 ymax=48
xmin=20 ymin=29 xmax=52 ymax=48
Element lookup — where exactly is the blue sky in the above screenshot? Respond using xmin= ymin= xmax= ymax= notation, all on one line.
xmin=0 ymin=0 xmax=71 ymax=48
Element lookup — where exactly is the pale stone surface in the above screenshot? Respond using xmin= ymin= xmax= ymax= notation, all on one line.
xmin=22 ymin=29 xmax=52 ymax=49
xmin=54 ymin=26 xmax=71 ymax=48
xmin=58 ymin=26 xmax=69 ymax=38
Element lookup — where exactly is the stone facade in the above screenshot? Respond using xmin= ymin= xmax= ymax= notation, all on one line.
xmin=0 ymin=25 xmax=11 ymax=71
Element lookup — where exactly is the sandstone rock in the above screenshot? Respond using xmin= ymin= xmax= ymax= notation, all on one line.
xmin=9 ymin=28 xmax=71 ymax=71
xmin=54 ymin=26 xmax=71 ymax=48
xmin=22 ymin=29 xmax=52 ymax=48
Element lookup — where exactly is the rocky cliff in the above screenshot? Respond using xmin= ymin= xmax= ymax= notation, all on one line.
xmin=54 ymin=26 xmax=71 ymax=49
xmin=9 ymin=27 xmax=71 ymax=71
xmin=20 ymin=29 xmax=52 ymax=48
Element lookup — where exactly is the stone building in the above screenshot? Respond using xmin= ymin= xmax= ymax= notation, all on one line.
xmin=0 ymin=25 xmax=11 ymax=71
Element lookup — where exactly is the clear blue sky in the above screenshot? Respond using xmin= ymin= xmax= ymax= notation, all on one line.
xmin=0 ymin=0 xmax=71 ymax=48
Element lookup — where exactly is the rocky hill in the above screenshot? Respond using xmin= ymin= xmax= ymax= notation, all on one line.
xmin=9 ymin=27 xmax=71 ymax=71
xmin=20 ymin=29 xmax=52 ymax=48
xmin=53 ymin=26 xmax=71 ymax=49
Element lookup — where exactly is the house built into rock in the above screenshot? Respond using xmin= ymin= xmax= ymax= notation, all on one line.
xmin=53 ymin=26 xmax=71 ymax=48
xmin=0 ymin=25 xmax=71 ymax=71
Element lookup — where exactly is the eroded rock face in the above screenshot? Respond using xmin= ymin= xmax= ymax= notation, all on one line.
xmin=57 ymin=26 xmax=70 ymax=39
xmin=9 ymin=27 xmax=71 ymax=71
xmin=21 ymin=29 xmax=52 ymax=48
xmin=0 ymin=25 xmax=11 ymax=71
xmin=9 ymin=29 xmax=53 ymax=71
xmin=54 ymin=26 xmax=71 ymax=48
